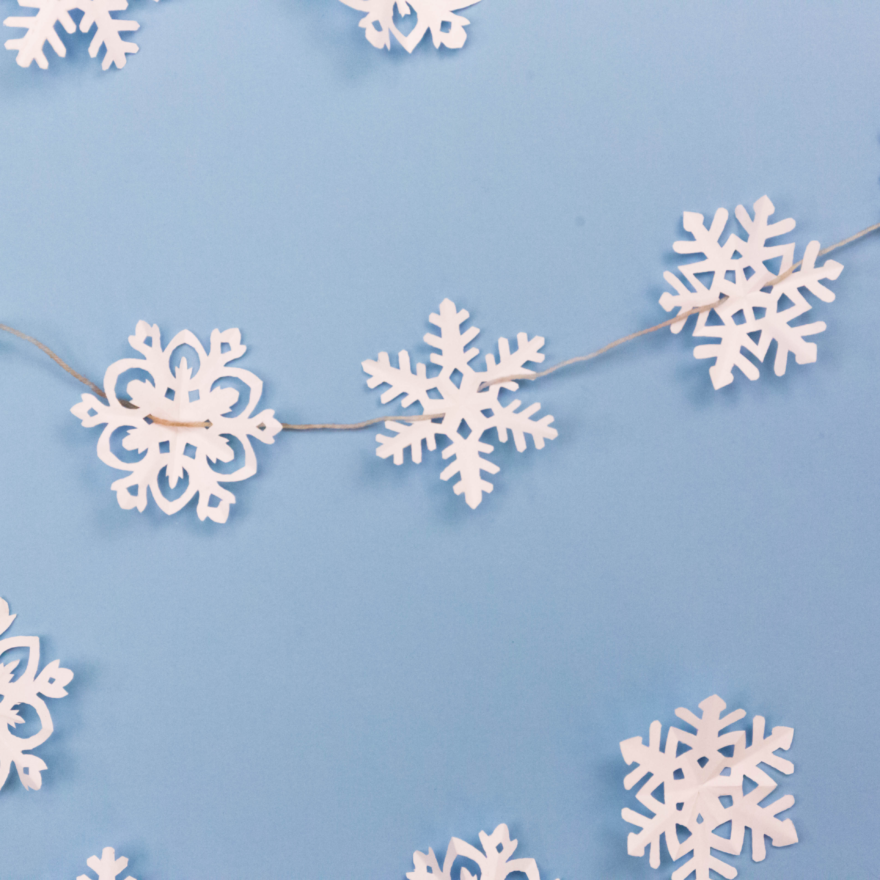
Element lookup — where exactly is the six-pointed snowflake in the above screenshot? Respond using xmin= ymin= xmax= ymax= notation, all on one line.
xmin=0 ymin=597 xmax=73 ymax=793
xmin=71 ymin=322 xmax=282 ymax=523
xmin=620 ymin=695 xmax=797 ymax=880
xmin=4 ymin=0 xmax=159 ymax=70
xmin=408 ymin=823 xmax=556 ymax=880
xmin=78 ymin=847 xmax=136 ymax=880
xmin=660 ymin=195 xmax=843 ymax=389
xmin=339 ymin=0 xmax=480 ymax=53
xmin=363 ymin=298 xmax=557 ymax=508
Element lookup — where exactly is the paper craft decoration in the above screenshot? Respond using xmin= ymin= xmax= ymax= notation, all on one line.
xmin=78 ymin=848 xmax=136 ymax=880
xmin=363 ymin=299 xmax=557 ymax=508
xmin=0 ymin=598 xmax=73 ymax=792
xmin=340 ymin=0 xmax=480 ymax=53
xmin=71 ymin=322 xmax=282 ymax=523
xmin=620 ymin=694 xmax=797 ymax=880
xmin=660 ymin=195 xmax=843 ymax=389
xmin=407 ymin=823 xmax=556 ymax=880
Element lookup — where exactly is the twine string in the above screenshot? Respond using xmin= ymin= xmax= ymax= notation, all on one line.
xmin=2 ymin=218 xmax=879 ymax=430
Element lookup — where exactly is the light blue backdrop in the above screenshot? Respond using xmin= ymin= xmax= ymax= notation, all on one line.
xmin=1 ymin=1 xmax=878 ymax=877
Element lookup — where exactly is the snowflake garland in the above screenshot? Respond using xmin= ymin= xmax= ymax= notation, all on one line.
xmin=78 ymin=847 xmax=136 ymax=880
xmin=4 ymin=0 xmax=159 ymax=70
xmin=0 ymin=598 xmax=73 ymax=793
xmin=408 ymin=823 xmax=556 ymax=880
xmin=660 ymin=195 xmax=843 ymax=390
xmin=620 ymin=694 xmax=797 ymax=880
xmin=71 ymin=322 xmax=282 ymax=524
xmin=339 ymin=0 xmax=480 ymax=53
xmin=363 ymin=299 xmax=557 ymax=509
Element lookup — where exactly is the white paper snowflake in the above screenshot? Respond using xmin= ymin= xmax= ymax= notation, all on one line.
xmin=408 ymin=823 xmax=556 ymax=880
xmin=620 ymin=694 xmax=798 ymax=880
xmin=339 ymin=0 xmax=480 ymax=53
xmin=363 ymin=299 xmax=557 ymax=509
xmin=659 ymin=195 xmax=843 ymax=390
xmin=0 ymin=598 xmax=73 ymax=793
xmin=4 ymin=0 xmax=159 ymax=70
xmin=78 ymin=847 xmax=136 ymax=880
xmin=71 ymin=322 xmax=282 ymax=524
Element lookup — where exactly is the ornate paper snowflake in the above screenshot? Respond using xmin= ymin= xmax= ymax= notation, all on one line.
xmin=78 ymin=847 xmax=136 ymax=880
xmin=363 ymin=299 xmax=557 ymax=509
xmin=71 ymin=322 xmax=282 ymax=524
xmin=659 ymin=195 xmax=843 ymax=389
xmin=620 ymin=695 xmax=798 ymax=880
xmin=4 ymin=0 xmax=159 ymax=70
xmin=339 ymin=0 xmax=480 ymax=53
xmin=0 ymin=598 xmax=73 ymax=793
xmin=408 ymin=823 xmax=556 ymax=880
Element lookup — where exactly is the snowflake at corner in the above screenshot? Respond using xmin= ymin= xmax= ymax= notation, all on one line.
xmin=4 ymin=0 xmax=160 ymax=70
xmin=363 ymin=299 xmax=557 ymax=509
xmin=660 ymin=195 xmax=843 ymax=390
xmin=0 ymin=598 xmax=73 ymax=793
xmin=71 ymin=322 xmax=282 ymax=524
xmin=339 ymin=0 xmax=480 ymax=53
xmin=621 ymin=695 xmax=797 ymax=880
xmin=408 ymin=823 xmax=557 ymax=880
xmin=78 ymin=847 xmax=136 ymax=880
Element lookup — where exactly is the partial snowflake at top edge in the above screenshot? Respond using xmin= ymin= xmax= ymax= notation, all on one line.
xmin=339 ymin=0 xmax=480 ymax=53
xmin=660 ymin=195 xmax=843 ymax=390
xmin=4 ymin=0 xmax=160 ymax=70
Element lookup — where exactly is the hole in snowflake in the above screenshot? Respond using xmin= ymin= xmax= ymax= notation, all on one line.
xmin=763 ymin=255 xmax=783 ymax=277
xmin=718 ymin=745 xmax=734 ymax=758
xmin=675 ymin=742 xmax=692 ymax=757
xmin=427 ymin=388 xmax=444 ymax=400
xmin=752 ymin=306 xmax=766 ymax=319
xmin=392 ymin=3 xmax=417 ymax=36
xmin=209 ymin=376 xmax=252 ymax=418
xmin=450 ymin=368 xmax=465 ymax=389
xmin=207 ymin=495 xmax=222 ymax=508
xmin=165 ymin=388 xmax=176 ymax=401
xmin=371 ymin=19 xmax=382 ymax=31
xmin=694 ymin=271 xmax=715 ymax=290
xmin=5 ymin=700 xmax=41 ymax=738
xmin=744 ymin=266 xmax=756 ymax=280
xmin=156 ymin=465 xmax=191 ymax=503
xmin=113 ymin=367 xmax=154 ymax=407
xmin=496 ymin=843 xmax=504 ymax=853
xmin=732 ymin=309 xmax=748 ymax=325
xmin=673 ymin=768 xmax=685 ymax=780
xmin=109 ymin=427 xmax=147 ymax=465
xmin=719 ymin=795 xmax=734 ymax=808
xmin=481 ymin=408 xmax=495 ymax=417
xmin=697 ymin=756 xmax=709 ymax=768
xmin=725 ymin=270 xmax=736 ymax=283
xmin=676 ymin=802 xmax=684 ymax=811
xmin=675 ymin=824 xmax=692 ymax=841
xmin=777 ymin=292 xmax=796 ymax=311
xmin=742 ymin=776 xmax=758 ymax=795
xmin=704 ymin=309 xmax=725 ymax=327
xmin=720 ymin=766 xmax=731 ymax=777
xmin=87 ymin=407 xmax=98 ymax=418
xmin=169 ymin=343 xmax=202 ymax=379
xmin=653 ymin=782 xmax=665 ymax=804
xmin=221 ymin=342 xmax=232 ymax=354
xmin=183 ymin=443 xmax=197 ymax=459
xmin=714 ymin=820 xmax=732 ymax=839
xmin=695 ymin=814 xmax=704 ymax=825
xmin=440 ymin=20 xmax=452 ymax=32
xmin=159 ymin=441 xmax=170 ymax=454
xmin=208 ymin=434 xmax=246 ymax=475
xmin=458 ymin=422 xmax=473 ymax=439
xmin=127 ymin=485 xmax=139 ymax=496
xmin=747 ymin=330 xmax=762 ymax=345
xmin=189 ymin=389 xmax=200 ymax=402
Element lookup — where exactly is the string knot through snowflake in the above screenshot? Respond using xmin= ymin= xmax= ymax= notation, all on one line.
xmin=71 ymin=322 xmax=282 ymax=523
xmin=0 ymin=597 xmax=73 ymax=793
xmin=363 ymin=298 xmax=557 ymax=509
xmin=339 ymin=0 xmax=480 ymax=53
xmin=660 ymin=195 xmax=843 ymax=389
xmin=620 ymin=694 xmax=797 ymax=880
xmin=407 ymin=823 xmax=556 ymax=880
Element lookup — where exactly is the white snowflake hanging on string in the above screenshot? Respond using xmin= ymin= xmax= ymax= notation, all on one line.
xmin=4 ymin=0 xmax=159 ymax=70
xmin=620 ymin=694 xmax=798 ymax=880
xmin=408 ymin=823 xmax=557 ymax=880
xmin=0 ymin=598 xmax=73 ymax=793
xmin=660 ymin=195 xmax=843 ymax=389
xmin=339 ymin=0 xmax=480 ymax=53
xmin=78 ymin=847 xmax=136 ymax=880
xmin=363 ymin=299 xmax=557 ymax=509
xmin=71 ymin=322 xmax=282 ymax=524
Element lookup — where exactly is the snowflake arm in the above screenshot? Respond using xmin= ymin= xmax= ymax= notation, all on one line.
xmin=71 ymin=322 xmax=281 ymax=523
xmin=363 ymin=299 xmax=557 ymax=509
xmin=339 ymin=0 xmax=480 ymax=53
xmin=77 ymin=847 xmax=136 ymax=880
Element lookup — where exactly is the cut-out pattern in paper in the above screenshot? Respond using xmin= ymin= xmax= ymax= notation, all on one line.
xmin=78 ymin=847 xmax=136 ymax=880
xmin=71 ymin=322 xmax=282 ymax=524
xmin=620 ymin=694 xmax=798 ymax=880
xmin=339 ymin=0 xmax=480 ymax=53
xmin=363 ymin=299 xmax=557 ymax=509
xmin=407 ymin=823 xmax=556 ymax=880
xmin=659 ymin=195 xmax=843 ymax=389
xmin=4 ymin=0 xmax=159 ymax=70
xmin=0 ymin=598 xmax=73 ymax=793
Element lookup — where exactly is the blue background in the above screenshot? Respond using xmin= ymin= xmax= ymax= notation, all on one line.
xmin=1 ymin=1 xmax=879 ymax=877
